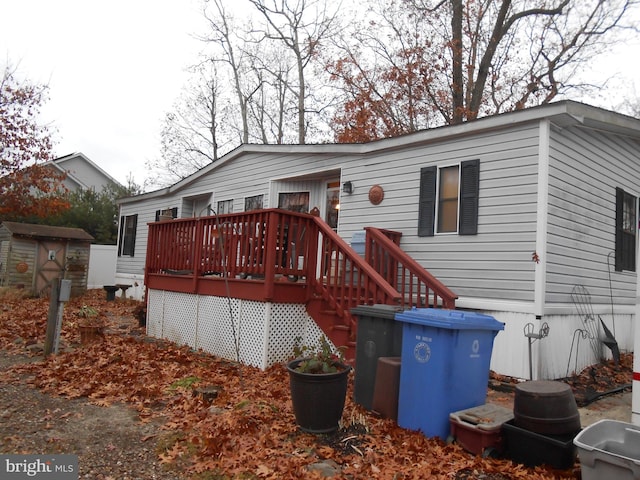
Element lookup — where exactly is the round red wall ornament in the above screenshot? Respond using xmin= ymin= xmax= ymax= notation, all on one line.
xmin=16 ymin=262 xmax=28 ymax=273
xmin=368 ymin=185 xmax=384 ymax=205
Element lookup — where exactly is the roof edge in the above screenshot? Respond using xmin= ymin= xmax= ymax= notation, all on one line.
xmin=117 ymin=100 xmax=640 ymax=205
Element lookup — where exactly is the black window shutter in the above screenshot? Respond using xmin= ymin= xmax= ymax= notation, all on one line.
xmin=459 ymin=159 xmax=480 ymax=235
xmin=117 ymin=215 xmax=125 ymax=256
xmin=155 ymin=210 xmax=160 ymax=222
xmin=128 ymin=214 xmax=138 ymax=257
xmin=615 ymin=188 xmax=636 ymax=272
xmin=615 ymin=187 xmax=624 ymax=271
xmin=171 ymin=207 xmax=178 ymax=218
xmin=418 ymin=166 xmax=437 ymax=236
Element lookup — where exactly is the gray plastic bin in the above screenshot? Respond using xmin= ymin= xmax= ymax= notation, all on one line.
xmin=351 ymin=304 xmax=403 ymax=410
xmin=350 ymin=231 xmax=366 ymax=256
xmin=344 ymin=231 xmax=366 ymax=285
xmin=574 ymin=419 xmax=640 ymax=480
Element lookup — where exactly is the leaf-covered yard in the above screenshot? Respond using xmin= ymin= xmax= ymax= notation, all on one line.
xmin=0 ymin=288 xmax=627 ymax=479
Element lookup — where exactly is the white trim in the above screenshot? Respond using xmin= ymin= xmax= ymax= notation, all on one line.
xmin=454 ymin=297 xmax=536 ymax=313
xmin=633 ymin=198 xmax=640 ymax=424
xmin=534 ymin=119 xmax=551 ymax=317
xmin=263 ymin=302 xmax=272 ymax=370
xmin=452 ymin=296 xmax=637 ymax=316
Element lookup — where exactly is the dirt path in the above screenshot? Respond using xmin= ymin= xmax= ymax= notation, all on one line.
xmin=0 ymin=352 xmax=185 ymax=480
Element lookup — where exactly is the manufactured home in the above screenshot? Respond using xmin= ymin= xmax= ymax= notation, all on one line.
xmin=115 ymin=101 xmax=640 ymax=381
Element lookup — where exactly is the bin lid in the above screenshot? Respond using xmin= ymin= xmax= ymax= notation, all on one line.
xmin=350 ymin=231 xmax=366 ymax=244
xmin=351 ymin=304 xmax=404 ymax=319
xmin=395 ymin=308 xmax=505 ymax=331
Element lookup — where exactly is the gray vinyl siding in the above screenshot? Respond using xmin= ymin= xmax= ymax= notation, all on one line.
xmin=339 ymin=123 xmax=541 ymax=302
xmin=546 ymin=125 xmax=640 ymax=306
xmin=58 ymin=156 xmax=117 ymax=191
xmin=116 ymin=151 xmax=350 ymax=275
xmin=0 ymin=240 xmax=8 ymax=285
xmin=117 ymin=103 xmax=640 ymax=309
xmin=116 ymin=201 xmax=161 ymax=276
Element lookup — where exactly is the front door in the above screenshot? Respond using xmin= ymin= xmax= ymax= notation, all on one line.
xmin=325 ymin=181 xmax=340 ymax=230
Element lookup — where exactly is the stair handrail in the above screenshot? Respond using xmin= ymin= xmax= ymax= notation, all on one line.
xmin=310 ymin=216 xmax=402 ymax=323
xmin=365 ymin=226 xmax=457 ymax=309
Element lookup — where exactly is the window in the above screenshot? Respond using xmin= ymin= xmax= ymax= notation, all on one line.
xmin=217 ymin=199 xmax=233 ymax=214
xmin=418 ymin=159 xmax=479 ymax=236
xmin=244 ymin=194 xmax=264 ymax=211
xmin=154 ymin=207 xmax=177 ymax=221
xmin=615 ymin=187 xmax=637 ymax=272
xmin=118 ymin=214 xmax=138 ymax=257
xmin=278 ymin=192 xmax=310 ymax=213
xmin=437 ymin=165 xmax=459 ymax=233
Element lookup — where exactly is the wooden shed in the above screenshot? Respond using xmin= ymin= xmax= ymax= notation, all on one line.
xmin=0 ymin=222 xmax=94 ymax=297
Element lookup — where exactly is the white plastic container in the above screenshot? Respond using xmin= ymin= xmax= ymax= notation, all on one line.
xmin=574 ymin=419 xmax=640 ymax=480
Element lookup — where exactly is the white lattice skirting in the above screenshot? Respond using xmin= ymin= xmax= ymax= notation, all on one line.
xmin=146 ymin=289 xmax=326 ymax=370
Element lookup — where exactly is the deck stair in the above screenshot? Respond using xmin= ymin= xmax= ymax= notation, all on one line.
xmin=305 ymin=218 xmax=457 ymax=361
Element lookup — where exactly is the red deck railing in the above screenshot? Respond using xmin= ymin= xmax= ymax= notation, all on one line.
xmin=144 ymin=209 xmax=456 ymax=331
xmin=145 ymin=210 xmax=316 ymax=297
xmin=364 ymin=226 xmax=457 ymax=309
xmin=307 ymin=216 xmax=402 ymax=332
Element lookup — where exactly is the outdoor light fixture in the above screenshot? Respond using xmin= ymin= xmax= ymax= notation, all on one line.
xmin=342 ymin=181 xmax=353 ymax=194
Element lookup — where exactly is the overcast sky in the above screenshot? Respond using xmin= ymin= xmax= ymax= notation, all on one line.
xmin=1 ymin=1 xmax=639 ymax=189
xmin=1 ymin=0 xmax=205 ymax=187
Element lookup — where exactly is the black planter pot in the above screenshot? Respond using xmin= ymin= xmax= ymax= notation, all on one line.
xmin=287 ymin=359 xmax=351 ymax=434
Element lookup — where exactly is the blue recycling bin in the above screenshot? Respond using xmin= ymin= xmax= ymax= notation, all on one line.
xmin=395 ymin=308 xmax=504 ymax=439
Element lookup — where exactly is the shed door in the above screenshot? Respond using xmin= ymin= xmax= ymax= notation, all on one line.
xmin=35 ymin=240 xmax=66 ymax=296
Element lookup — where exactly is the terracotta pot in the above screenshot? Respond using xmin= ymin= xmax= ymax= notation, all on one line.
xmin=79 ymin=324 xmax=104 ymax=344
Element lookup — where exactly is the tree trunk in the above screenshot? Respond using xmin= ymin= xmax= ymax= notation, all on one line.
xmin=450 ymin=0 xmax=464 ymax=124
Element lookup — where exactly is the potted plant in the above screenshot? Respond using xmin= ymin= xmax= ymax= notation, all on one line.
xmin=287 ymin=336 xmax=351 ymax=434
xmin=77 ymin=305 xmax=105 ymax=343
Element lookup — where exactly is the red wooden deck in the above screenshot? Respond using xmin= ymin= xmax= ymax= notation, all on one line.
xmin=144 ymin=209 xmax=457 ymax=354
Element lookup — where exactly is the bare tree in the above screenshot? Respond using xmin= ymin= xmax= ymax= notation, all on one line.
xmin=326 ymin=0 xmax=443 ymax=141
xmin=329 ymin=0 xmax=639 ymax=141
xmin=415 ymin=0 xmax=640 ymax=122
xmin=146 ymin=64 xmax=235 ymax=188
xmin=202 ymin=0 xmax=259 ymax=144
xmin=248 ymin=0 xmax=341 ymax=144
xmin=246 ymin=47 xmax=293 ymax=144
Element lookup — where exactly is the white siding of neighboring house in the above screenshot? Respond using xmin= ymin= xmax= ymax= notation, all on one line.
xmin=56 ymin=155 xmax=118 ymax=191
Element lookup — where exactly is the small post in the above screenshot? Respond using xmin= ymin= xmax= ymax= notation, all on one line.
xmin=44 ymin=279 xmax=60 ymax=356
xmin=44 ymin=278 xmax=72 ymax=356
xmin=523 ymin=322 xmax=550 ymax=380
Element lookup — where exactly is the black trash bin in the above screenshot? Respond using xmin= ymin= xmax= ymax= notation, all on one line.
xmin=351 ymin=304 xmax=404 ymax=410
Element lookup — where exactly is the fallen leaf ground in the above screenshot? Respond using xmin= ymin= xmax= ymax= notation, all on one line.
xmin=0 ymin=288 xmax=632 ymax=479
